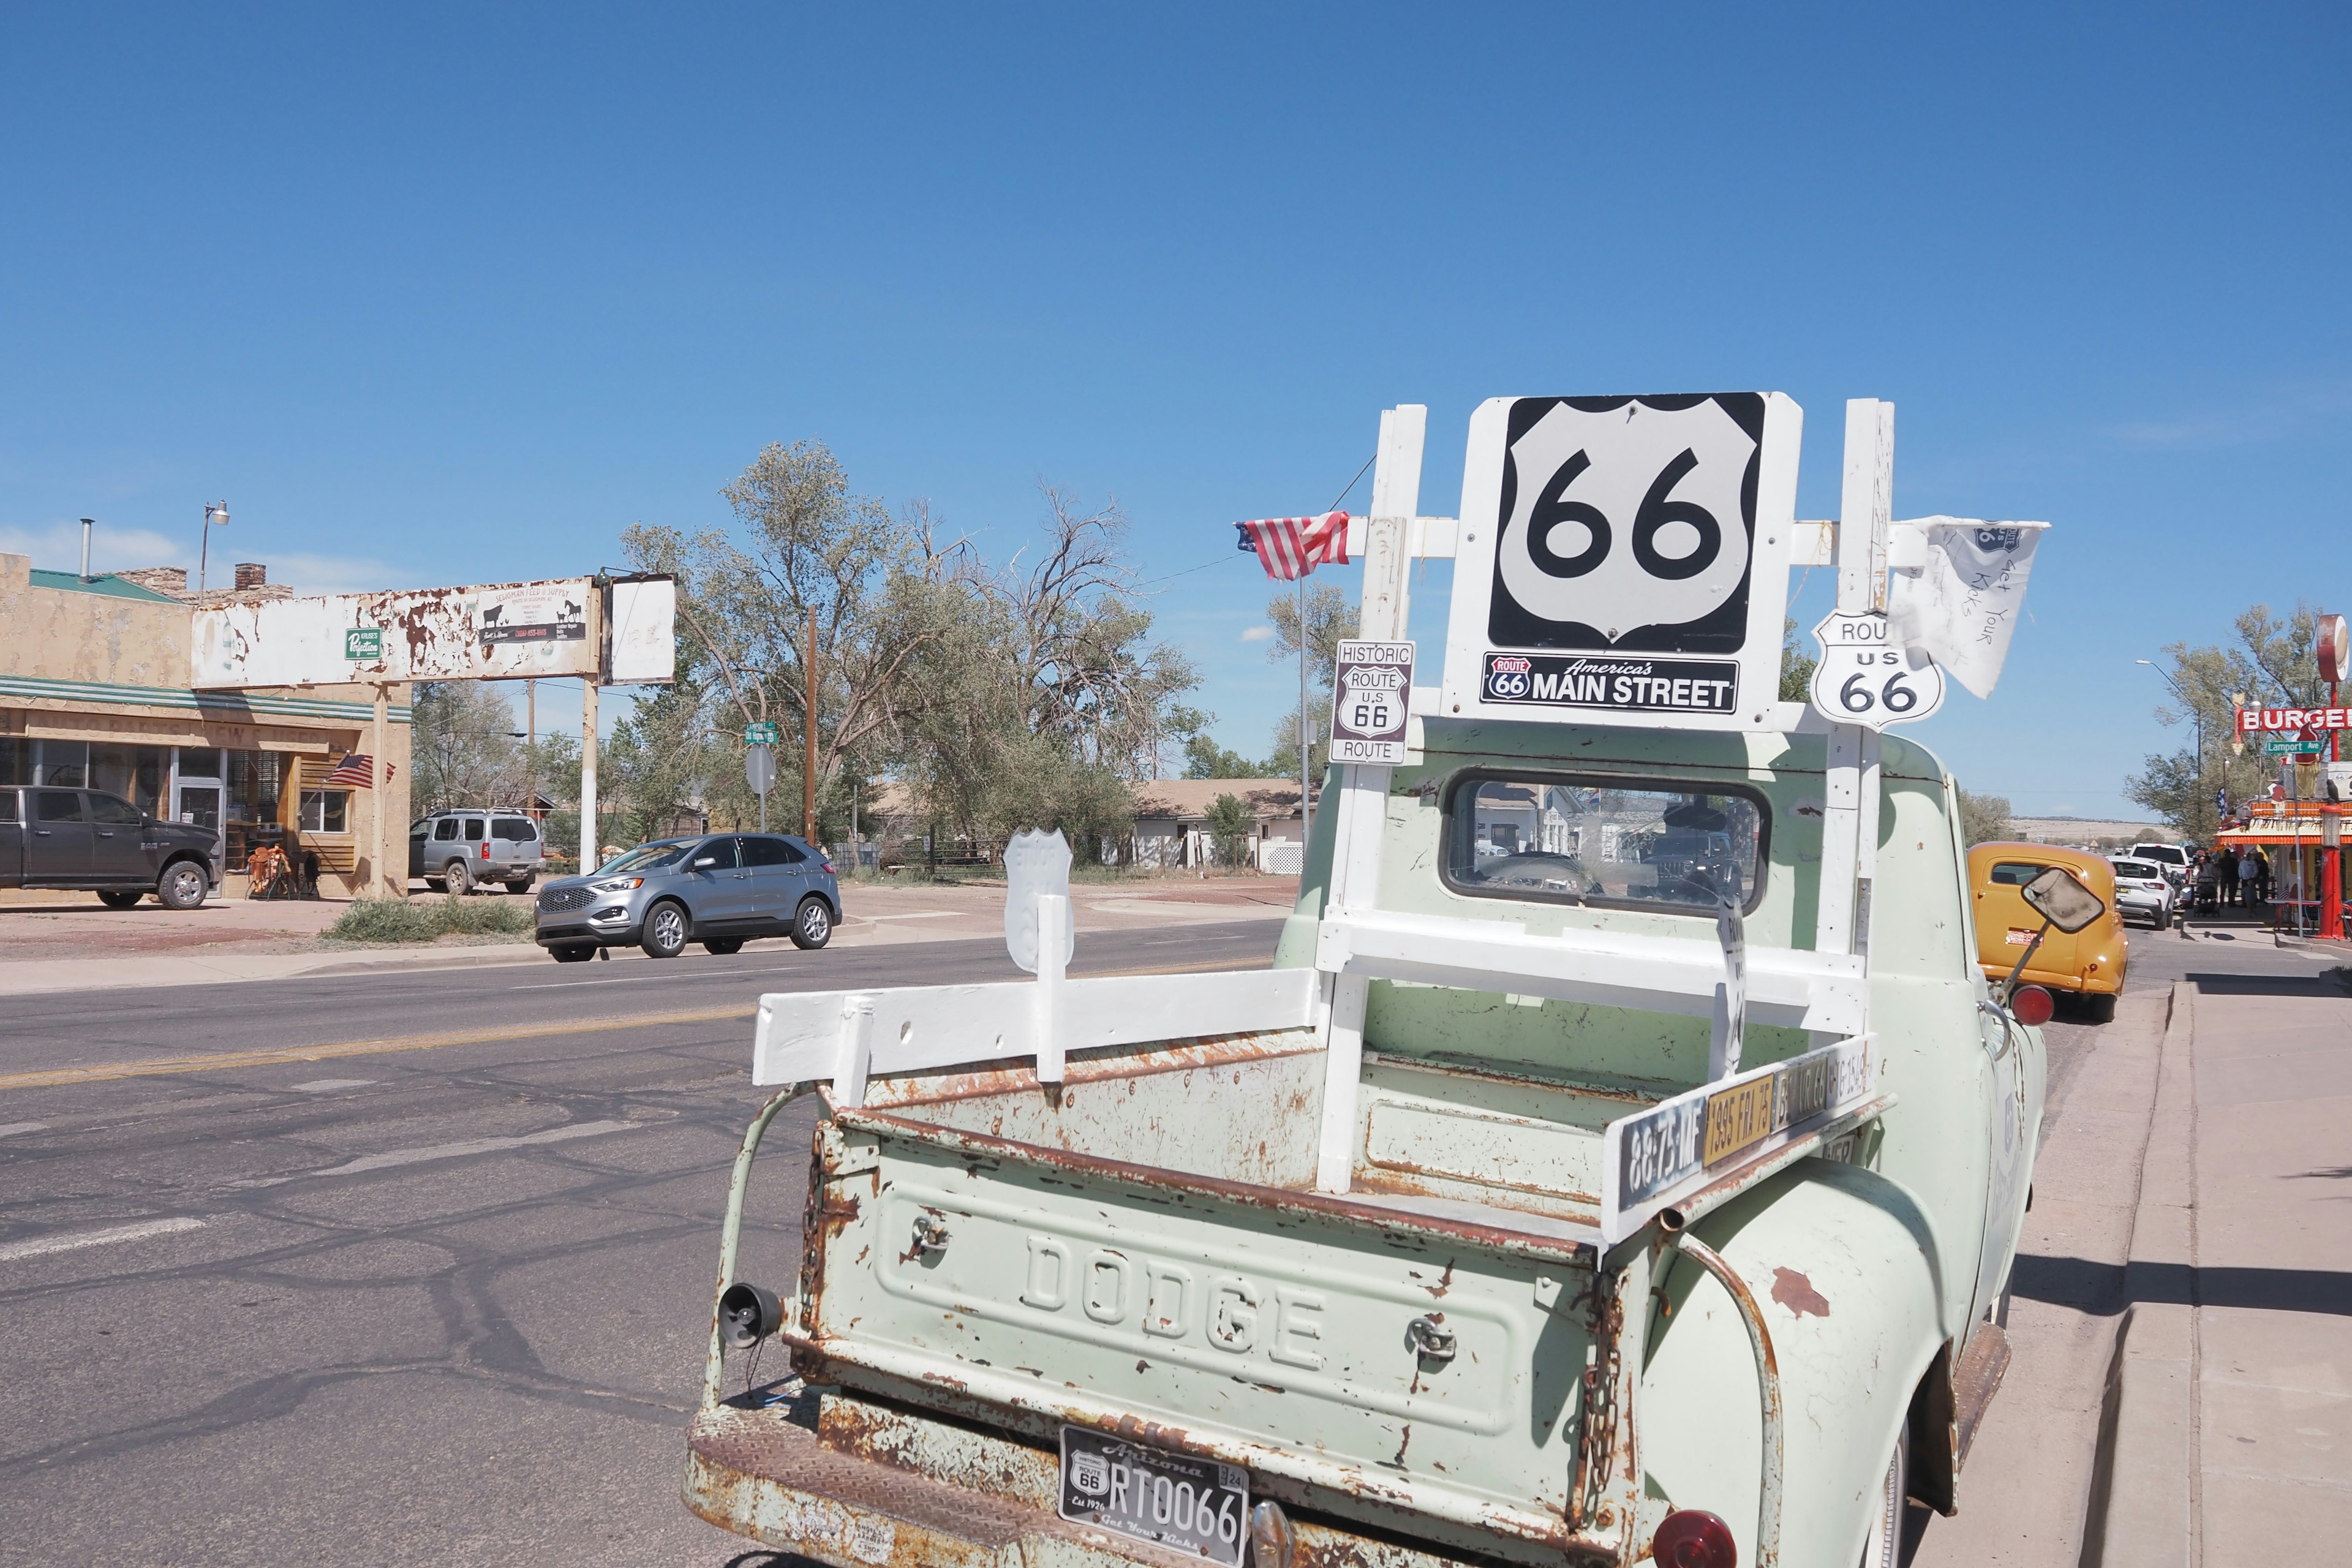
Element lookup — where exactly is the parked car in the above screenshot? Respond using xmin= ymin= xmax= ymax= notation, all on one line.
xmin=2129 ymin=841 xmax=2190 ymax=889
xmin=0 ymin=786 xmax=221 ymax=909
xmin=532 ymin=832 xmax=841 ymax=961
xmin=1970 ymin=842 xmax=2127 ymax=1020
xmin=2108 ymin=857 xmax=2178 ymax=929
xmin=408 ymin=809 xmax=545 ymax=894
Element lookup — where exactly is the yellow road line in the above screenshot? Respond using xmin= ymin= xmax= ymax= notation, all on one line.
xmin=0 ymin=956 xmax=1275 ymax=1090
xmin=0 ymin=1005 xmax=756 ymax=1091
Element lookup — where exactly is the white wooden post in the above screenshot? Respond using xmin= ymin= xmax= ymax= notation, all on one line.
xmin=1314 ymin=404 xmax=1424 ymax=1193
xmin=1817 ymin=399 xmax=1892 ymax=967
xmin=1035 ymin=892 xmax=1070 ymax=1084
xmin=581 ymin=680 xmax=600 ymax=874
xmin=834 ymin=994 xmax=875 ymax=1107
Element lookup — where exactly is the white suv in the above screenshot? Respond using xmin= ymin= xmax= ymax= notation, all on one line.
xmin=2109 ymin=857 xmax=2177 ymax=929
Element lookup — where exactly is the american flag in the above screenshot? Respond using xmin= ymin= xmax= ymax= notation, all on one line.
xmin=325 ymin=752 xmax=394 ymax=789
xmin=1234 ymin=511 xmax=1349 ymax=581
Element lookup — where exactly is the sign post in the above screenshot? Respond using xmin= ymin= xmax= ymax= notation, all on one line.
xmin=745 ymin=743 xmax=776 ymax=833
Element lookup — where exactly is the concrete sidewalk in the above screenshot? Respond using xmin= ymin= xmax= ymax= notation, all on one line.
xmin=0 ymin=876 xmax=1300 ymax=996
xmin=2084 ymin=973 xmax=2352 ymax=1567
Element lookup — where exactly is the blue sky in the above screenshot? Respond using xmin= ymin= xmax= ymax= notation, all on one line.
xmin=4 ymin=4 xmax=2345 ymax=817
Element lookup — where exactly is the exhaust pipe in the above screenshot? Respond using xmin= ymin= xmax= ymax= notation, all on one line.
xmin=79 ymin=517 xmax=94 ymax=581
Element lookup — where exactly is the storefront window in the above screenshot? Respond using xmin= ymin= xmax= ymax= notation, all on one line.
xmin=90 ymin=744 xmax=168 ymax=817
xmin=223 ymin=751 xmax=290 ymax=872
xmin=176 ymin=747 xmax=223 ymax=780
xmin=299 ymin=790 xmax=350 ymax=833
xmin=0 ymin=736 xmax=26 ymax=786
xmin=34 ymin=739 xmax=88 ymax=787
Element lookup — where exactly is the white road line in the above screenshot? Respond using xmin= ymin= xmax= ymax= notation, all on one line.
xmin=288 ymin=1079 xmax=377 ymax=1093
xmin=0 ymin=1217 xmax=205 ymax=1263
xmin=861 ymin=911 xmax=959 ymax=921
xmin=296 ymin=1118 xmax=638 ymax=1180
xmin=0 ymin=1121 xmax=47 ymax=1138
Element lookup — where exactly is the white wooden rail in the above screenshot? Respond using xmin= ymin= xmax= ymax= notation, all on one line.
xmin=1314 ymin=909 xmax=1867 ymax=1036
xmin=751 ymin=967 xmax=1319 ymax=1104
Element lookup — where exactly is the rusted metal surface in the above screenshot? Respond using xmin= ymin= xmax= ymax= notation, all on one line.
xmin=689 ymin=1396 xmax=1520 ymax=1567
xmin=833 ymin=1106 xmax=1599 ymax=1266
xmin=1951 ymin=1321 xmax=2011 ymax=1468
xmin=1664 ymin=1231 xmax=1783 ymax=1568
xmin=863 ymin=1031 xmax=1329 ymax=1190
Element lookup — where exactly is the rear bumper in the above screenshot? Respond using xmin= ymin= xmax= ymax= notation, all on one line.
xmin=684 ymin=1390 xmax=1494 ymax=1568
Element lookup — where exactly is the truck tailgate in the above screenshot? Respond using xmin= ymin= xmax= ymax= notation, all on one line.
xmin=794 ymin=1109 xmax=1601 ymax=1545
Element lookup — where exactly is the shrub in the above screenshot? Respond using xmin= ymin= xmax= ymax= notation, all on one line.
xmin=326 ymin=895 xmax=534 ymax=944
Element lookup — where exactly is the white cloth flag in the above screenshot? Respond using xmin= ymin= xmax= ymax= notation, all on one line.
xmin=1887 ymin=517 xmax=2049 ymax=699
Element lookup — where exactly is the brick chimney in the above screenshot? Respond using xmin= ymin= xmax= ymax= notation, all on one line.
xmin=234 ymin=562 xmax=268 ymax=590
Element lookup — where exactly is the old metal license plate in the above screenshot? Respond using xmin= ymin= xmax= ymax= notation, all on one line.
xmin=1058 ymin=1425 xmax=1248 ymax=1566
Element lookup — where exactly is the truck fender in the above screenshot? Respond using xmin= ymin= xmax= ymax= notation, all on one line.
xmin=1638 ymin=1159 xmax=1947 ymax=1567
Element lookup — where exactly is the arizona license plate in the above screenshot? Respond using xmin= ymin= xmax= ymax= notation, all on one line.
xmin=1058 ymin=1425 xmax=1249 ymax=1566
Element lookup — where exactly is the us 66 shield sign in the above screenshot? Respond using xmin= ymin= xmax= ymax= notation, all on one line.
xmin=1809 ymin=611 xmax=1944 ymax=729
xmin=1331 ymin=640 xmax=1414 ymax=764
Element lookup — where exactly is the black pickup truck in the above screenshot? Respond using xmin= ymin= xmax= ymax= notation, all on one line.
xmin=0 ymin=786 xmax=222 ymax=908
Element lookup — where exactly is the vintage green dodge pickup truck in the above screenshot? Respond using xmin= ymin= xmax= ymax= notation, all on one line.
xmin=684 ymin=396 xmax=2057 ymax=1568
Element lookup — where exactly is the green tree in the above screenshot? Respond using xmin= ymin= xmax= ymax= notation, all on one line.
xmin=1183 ymin=736 xmax=1272 ymax=778
xmin=1778 ymin=617 xmax=1817 ymax=704
xmin=1204 ymin=792 xmax=1254 ymax=868
xmin=2126 ymin=603 xmax=2324 ymax=839
xmin=1956 ymin=788 xmax=2013 ymax=846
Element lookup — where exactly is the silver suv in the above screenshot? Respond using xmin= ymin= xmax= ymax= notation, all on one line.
xmin=409 ymin=809 xmax=545 ymax=895
xmin=533 ymin=833 xmax=842 ymax=962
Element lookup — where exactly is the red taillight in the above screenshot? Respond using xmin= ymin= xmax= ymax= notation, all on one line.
xmin=2011 ymin=984 xmax=2056 ymax=1026
xmin=821 ymin=861 xmax=836 ymax=874
xmin=1653 ymin=1509 xmax=1736 ymax=1568
xmin=480 ymin=843 xmax=491 ymax=858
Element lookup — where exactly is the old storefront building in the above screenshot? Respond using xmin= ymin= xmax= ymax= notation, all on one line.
xmin=0 ymin=552 xmax=412 ymax=896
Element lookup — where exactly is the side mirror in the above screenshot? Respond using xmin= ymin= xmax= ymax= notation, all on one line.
xmin=693 ymin=856 xmax=718 ymax=869
xmin=2022 ymin=865 xmax=2106 ymax=933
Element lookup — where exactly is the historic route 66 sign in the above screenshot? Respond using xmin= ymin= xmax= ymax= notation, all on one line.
xmin=1443 ymin=393 xmax=1802 ymax=731
xmin=1330 ymin=639 xmax=1414 ymax=765
xmin=1809 ymin=611 xmax=1945 ymax=729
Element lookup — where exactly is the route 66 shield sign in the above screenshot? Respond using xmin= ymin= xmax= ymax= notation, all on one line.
xmin=1442 ymin=393 xmax=1803 ymax=731
xmin=1809 ymin=611 xmax=1945 ymax=729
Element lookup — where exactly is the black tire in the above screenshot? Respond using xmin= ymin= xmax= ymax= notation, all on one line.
xmin=790 ymin=896 xmax=833 ymax=951
xmin=549 ymin=944 xmax=597 ymax=963
xmin=641 ymin=900 xmax=690 ymax=959
xmin=1860 ymin=1416 xmax=1909 ymax=1568
xmin=505 ymin=877 xmax=533 ymax=895
xmin=424 ymin=878 xmax=447 ymax=892
xmin=443 ymin=859 xmax=472 ymax=896
xmin=702 ymin=937 xmax=745 ymax=956
xmin=2081 ymin=992 xmax=2117 ymax=1023
xmin=156 ymin=861 xmax=209 ymax=911
xmin=97 ymin=889 xmax=144 ymax=910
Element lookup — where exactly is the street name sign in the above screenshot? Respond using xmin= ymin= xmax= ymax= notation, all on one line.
xmin=744 ymin=720 xmax=782 ymax=745
xmin=1809 ymin=610 xmax=1945 ymax=729
xmin=1330 ymin=639 xmax=1414 ymax=764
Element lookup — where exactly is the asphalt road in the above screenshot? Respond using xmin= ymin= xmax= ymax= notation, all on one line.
xmin=4 ymin=908 xmax=2336 ymax=1567
xmin=0 ymin=919 xmax=1284 ymax=1568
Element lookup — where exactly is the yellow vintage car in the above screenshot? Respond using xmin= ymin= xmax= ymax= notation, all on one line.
xmin=1969 ymin=841 xmax=2127 ymax=1020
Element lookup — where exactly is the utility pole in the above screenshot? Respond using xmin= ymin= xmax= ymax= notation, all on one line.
xmin=804 ymin=606 xmax=819 ymax=844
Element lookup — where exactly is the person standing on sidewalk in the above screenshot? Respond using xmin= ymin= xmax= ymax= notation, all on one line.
xmin=2254 ymin=846 xmax=2274 ymax=904
xmin=2217 ymin=845 xmax=2239 ymax=905
xmin=2240 ymin=848 xmax=2263 ymax=910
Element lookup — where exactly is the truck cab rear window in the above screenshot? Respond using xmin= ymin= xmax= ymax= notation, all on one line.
xmin=1444 ymin=774 xmax=1768 ymax=914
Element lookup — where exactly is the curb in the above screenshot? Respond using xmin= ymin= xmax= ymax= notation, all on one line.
xmin=2078 ymin=979 xmax=2197 ymax=1568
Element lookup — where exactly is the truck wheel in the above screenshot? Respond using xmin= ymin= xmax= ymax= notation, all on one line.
xmin=443 ymin=860 xmax=472 ymax=896
xmin=1860 ymin=1421 xmax=1909 ymax=1568
xmin=790 ymin=896 xmax=832 ymax=950
xmin=97 ymin=889 xmax=144 ymax=910
xmin=157 ymin=861 xmax=209 ymax=911
xmin=641 ymin=901 xmax=689 ymax=959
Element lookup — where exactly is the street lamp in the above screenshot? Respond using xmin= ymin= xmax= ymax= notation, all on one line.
xmin=198 ymin=501 xmax=230 ymax=594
